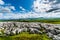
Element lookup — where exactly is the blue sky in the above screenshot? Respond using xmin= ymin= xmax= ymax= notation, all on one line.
xmin=3 ymin=0 xmax=34 ymax=11
xmin=0 ymin=0 xmax=60 ymax=19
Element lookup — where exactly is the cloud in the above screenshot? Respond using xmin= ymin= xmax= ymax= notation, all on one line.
xmin=0 ymin=0 xmax=4 ymax=5
xmin=0 ymin=11 xmax=42 ymax=19
xmin=0 ymin=6 xmax=12 ymax=13
xmin=0 ymin=0 xmax=60 ymax=19
xmin=0 ymin=11 xmax=60 ymax=19
xmin=32 ymin=0 xmax=58 ymax=13
xmin=0 ymin=10 xmax=60 ymax=19
xmin=20 ymin=6 xmax=26 ymax=11
xmin=10 ymin=6 xmax=15 ymax=10
xmin=0 ymin=4 xmax=16 ymax=13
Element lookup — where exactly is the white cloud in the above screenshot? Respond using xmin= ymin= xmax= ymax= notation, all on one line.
xmin=0 ymin=0 xmax=60 ymax=19
xmin=0 ymin=0 xmax=4 ymax=5
xmin=0 ymin=10 xmax=60 ymax=19
xmin=43 ymin=12 xmax=60 ymax=18
xmin=0 ymin=5 xmax=16 ymax=13
xmin=20 ymin=6 xmax=25 ymax=11
xmin=10 ymin=6 xmax=15 ymax=10
xmin=32 ymin=0 xmax=57 ymax=13
xmin=0 ymin=6 xmax=12 ymax=13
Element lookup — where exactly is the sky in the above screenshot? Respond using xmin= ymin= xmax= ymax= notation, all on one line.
xmin=0 ymin=0 xmax=60 ymax=19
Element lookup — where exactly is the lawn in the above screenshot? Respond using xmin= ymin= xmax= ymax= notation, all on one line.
xmin=0 ymin=32 xmax=52 ymax=40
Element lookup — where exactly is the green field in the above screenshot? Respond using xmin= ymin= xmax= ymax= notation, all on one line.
xmin=0 ymin=18 xmax=60 ymax=24
xmin=0 ymin=32 xmax=52 ymax=40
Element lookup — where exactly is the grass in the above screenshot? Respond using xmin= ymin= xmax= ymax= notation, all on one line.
xmin=0 ymin=18 xmax=60 ymax=24
xmin=0 ymin=32 xmax=52 ymax=40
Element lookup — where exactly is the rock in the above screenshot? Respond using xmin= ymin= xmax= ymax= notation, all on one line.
xmin=53 ymin=35 xmax=60 ymax=40
xmin=50 ymin=30 xmax=57 ymax=35
xmin=47 ymin=32 xmax=54 ymax=38
xmin=29 ymin=28 xmax=42 ymax=34
xmin=0 ymin=22 xmax=60 ymax=40
xmin=57 ymin=34 xmax=60 ymax=37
